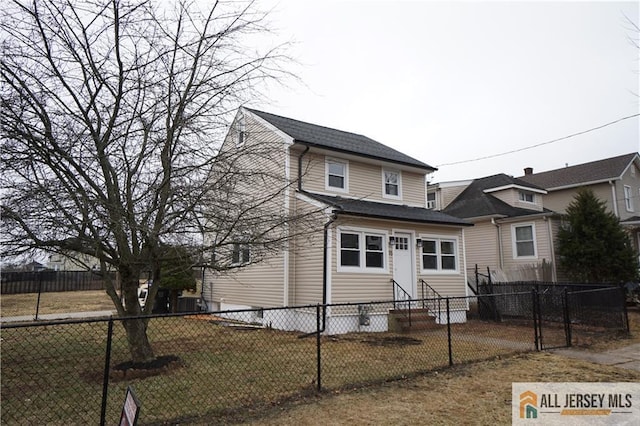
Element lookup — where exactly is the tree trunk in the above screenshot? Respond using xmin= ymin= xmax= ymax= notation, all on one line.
xmin=122 ymin=318 xmax=156 ymax=363
xmin=121 ymin=275 xmax=156 ymax=363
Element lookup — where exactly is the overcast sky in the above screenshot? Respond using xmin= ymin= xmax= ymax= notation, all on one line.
xmin=252 ymin=0 xmax=639 ymax=182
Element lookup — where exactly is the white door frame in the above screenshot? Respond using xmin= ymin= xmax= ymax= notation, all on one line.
xmin=392 ymin=230 xmax=416 ymax=298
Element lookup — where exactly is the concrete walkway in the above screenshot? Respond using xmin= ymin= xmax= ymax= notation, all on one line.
xmin=0 ymin=310 xmax=114 ymax=323
xmin=551 ymin=343 xmax=640 ymax=371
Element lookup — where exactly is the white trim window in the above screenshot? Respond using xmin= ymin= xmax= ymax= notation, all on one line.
xmin=382 ymin=169 xmax=401 ymax=199
xmin=231 ymin=242 xmax=250 ymax=265
xmin=338 ymin=229 xmax=386 ymax=272
xmin=326 ymin=158 xmax=348 ymax=192
xmin=512 ymin=223 xmax=537 ymax=259
xmin=624 ymin=185 xmax=633 ymax=212
xmin=420 ymin=237 xmax=458 ymax=273
xmin=518 ymin=191 xmax=535 ymax=203
xmin=426 ymin=192 xmax=436 ymax=210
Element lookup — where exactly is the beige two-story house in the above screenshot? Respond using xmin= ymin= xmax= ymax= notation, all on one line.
xmin=203 ymin=108 xmax=472 ymax=333
xmin=435 ymin=174 xmax=559 ymax=283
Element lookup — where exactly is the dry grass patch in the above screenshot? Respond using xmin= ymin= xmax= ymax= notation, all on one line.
xmin=236 ymin=352 xmax=640 ymax=426
xmin=1 ymin=290 xmax=115 ymax=317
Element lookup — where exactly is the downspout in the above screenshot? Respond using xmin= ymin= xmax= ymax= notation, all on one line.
xmin=322 ymin=213 xmax=338 ymax=331
xmin=298 ymin=145 xmax=310 ymax=192
xmin=491 ymin=217 xmax=504 ymax=270
xmin=300 ymin=211 xmax=337 ymax=338
xmin=610 ymin=180 xmax=619 ymax=218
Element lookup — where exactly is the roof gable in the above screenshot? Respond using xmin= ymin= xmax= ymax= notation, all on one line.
xmin=443 ymin=174 xmax=549 ymax=219
xmin=245 ymin=108 xmax=435 ymax=171
xmin=518 ymin=153 xmax=639 ymax=190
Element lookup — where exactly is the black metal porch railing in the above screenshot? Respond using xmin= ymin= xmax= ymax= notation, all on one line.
xmin=419 ymin=279 xmax=443 ymax=320
xmin=391 ymin=279 xmax=412 ymax=326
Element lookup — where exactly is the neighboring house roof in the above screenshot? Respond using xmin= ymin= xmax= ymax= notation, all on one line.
xmin=443 ymin=174 xmax=551 ymax=219
xmin=518 ymin=152 xmax=639 ymax=190
xmin=246 ymin=108 xmax=435 ymax=171
xmin=304 ymin=192 xmax=472 ymax=227
xmin=621 ymin=216 xmax=640 ymax=225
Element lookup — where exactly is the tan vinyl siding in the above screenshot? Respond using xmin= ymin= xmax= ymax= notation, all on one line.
xmin=292 ymin=150 xmax=426 ymax=206
xmin=542 ymin=183 xmax=613 ymax=216
xmin=204 ymin=112 xmax=290 ymax=308
xmin=208 ymin=254 xmax=286 ymax=308
xmin=439 ymin=184 xmax=469 ymax=209
xmin=460 ymin=220 xmax=501 ymax=272
xmin=500 ymin=218 xmax=555 ymax=279
xmin=289 ymin=196 xmax=326 ymax=305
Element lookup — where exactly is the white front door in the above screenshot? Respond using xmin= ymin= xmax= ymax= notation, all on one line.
xmin=393 ymin=233 xmax=415 ymax=298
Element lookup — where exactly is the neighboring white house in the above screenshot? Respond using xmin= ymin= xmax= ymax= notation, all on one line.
xmin=202 ymin=108 xmax=472 ymax=333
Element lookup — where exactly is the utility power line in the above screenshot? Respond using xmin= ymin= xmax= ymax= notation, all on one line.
xmin=437 ymin=113 xmax=639 ymax=167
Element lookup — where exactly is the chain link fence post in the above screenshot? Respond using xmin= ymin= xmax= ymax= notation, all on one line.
xmin=446 ymin=298 xmax=452 ymax=366
xmin=100 ymin=317 xmax=114 ymax=426
xmin=563 ymin=288 xmax=572 ymax=347
xmin=532 ymin=289 xmax=540 ymax=351
xmin=316 ymin=304 xmax=322 ymax=392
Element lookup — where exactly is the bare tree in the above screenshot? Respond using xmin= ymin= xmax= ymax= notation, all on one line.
xmin=1 ymin=0 xmax=311 ymax=363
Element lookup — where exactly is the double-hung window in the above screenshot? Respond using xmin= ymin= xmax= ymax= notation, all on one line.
xmin=624 ymin=185 xmax=633 ymax=212
xmin=512 ymin=224 xmax=536 ymax=258
xmin=421 ymin=237 xmax=458 ymax=272
xmin=519 ymin=191 xmax=535 ymax=203
xmin=383 ymin=170 xmax=401 ymax=198
xmin=326 ymin=159 xmax=348 ymax=192
xmin=231 ymin=242 xmax=250 ymax=265
xmin=338 ymin=230 xmax=386 ymax=271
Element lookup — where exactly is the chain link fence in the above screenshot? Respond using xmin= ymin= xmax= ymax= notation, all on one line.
xmin=1 ymin=289 xmax=629 ymax=425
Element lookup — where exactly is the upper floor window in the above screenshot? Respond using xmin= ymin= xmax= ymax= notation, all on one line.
xmin=420 ymin=237 xmax=458 ymax=273
xmin=231 ymin=242 xmax=250 ymax=265
xmin=512 ymin=224 xmax=537 ymax=258
xmin=383 ymin=170 xmax=401 ymax=198
xmin=326 ymin=158 xmax=348 ymax=192
xmin=427 ymin=192 xmax=436 ymax=210
xmin=624 ymin=185 xmax=633 ymax=212
xmin=518 ymin=191 xmax=535 ymax=203
xmin=338 ymin=229 xmax=386 ymax=272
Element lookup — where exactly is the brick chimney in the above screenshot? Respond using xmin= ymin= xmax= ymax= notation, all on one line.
xmin=524 ymin=167 xmax=533 ymax=176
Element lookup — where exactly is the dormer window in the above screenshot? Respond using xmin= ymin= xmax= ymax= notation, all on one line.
xmin=519 ymin=191 xmax=535 ymax=203
xmin=326 ymin=158 xmax=348 ymax=192
xmin=383 ymin=169 xmax=401 ymax=199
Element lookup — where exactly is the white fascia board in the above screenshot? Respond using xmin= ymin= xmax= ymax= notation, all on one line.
xmin=436 ymin=179 xmax=474 ymax=188
xmin=483 ymin=184 xmax=547 ymax=195
xmin=546 ymin=178 xmax=619 ymax=192
xmin=494 ymin=211 xmax=555 ymax=224
xmin=242 ymin=107 xmax=294 ymax=145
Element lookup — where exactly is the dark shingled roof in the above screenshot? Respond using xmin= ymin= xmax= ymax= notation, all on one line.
xmin=246 ymin=108 xmax=435 ymax=171
xmin=304 ymin=192 xmax=472 ymax=227
xmin=518 ymin=153 xmax=639 ymax=190
xmin=444 ymin=174 xmax=551 ymax=219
